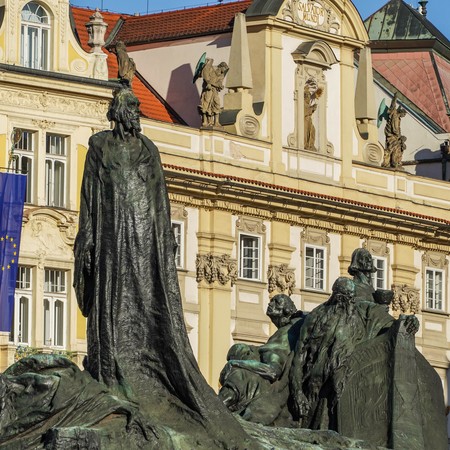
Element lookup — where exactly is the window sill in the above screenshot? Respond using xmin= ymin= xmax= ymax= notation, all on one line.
xmin=301 ymin=288 xmax=330 ymax=295
xmin=421 ymin=308 xmax=449 ymax=317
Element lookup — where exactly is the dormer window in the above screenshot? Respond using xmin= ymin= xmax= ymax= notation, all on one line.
xmin=20 ymin=2 xmax=50 ymax=70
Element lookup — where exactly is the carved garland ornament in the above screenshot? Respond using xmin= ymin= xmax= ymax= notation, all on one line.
xmin=267 ymin=264 xmax=296 ymax=296
xmin=391 ymin=284 xmax=420 ymax=315
xmin=196 ymin=253 xmax=238 ymax=286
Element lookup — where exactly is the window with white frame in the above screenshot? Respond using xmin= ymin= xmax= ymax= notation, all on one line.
xmin=425 ymin=268 xmax=444 ymax=310
xmin=171 ymin=221 xmax=184 ymax=268
xmin=371 ymin=256 xmax=387 ymax=290
xmin=12 ymin=129 xmax=35 ymax=203
xmin=9 ymin=266 xmax=32 ymax=345
xmin=239 ymin=234 xmax=261 ymax=280
xmin=305 ymin=245 xmax=326 ymax=290
xmin=45 ymin=134 xmax=67 ymax=208
xmin=43 ymin=269 xmax=66 ymax=347
xmin=20 ymin=2 xmax=50 ymax=70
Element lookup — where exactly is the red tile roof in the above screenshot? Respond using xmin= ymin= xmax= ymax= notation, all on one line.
xmin=372 ymin=51 xmax=450 ymax=132
xmin=114 ymin=1 xmax=252 ymax=46
xmin=71 ymin=7 xmax=182 ymax=124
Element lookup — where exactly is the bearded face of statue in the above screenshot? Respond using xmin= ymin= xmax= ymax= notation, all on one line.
xmin=107 ymin=88 xmax=142 ymax=137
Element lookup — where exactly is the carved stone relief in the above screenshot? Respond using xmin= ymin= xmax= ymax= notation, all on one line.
xmin=196 ymin=253 xmax=238 ymax=286
xmin=363 ymin=240 xmax=390 ymax=258
xmin=31 ymin=119 xmax=56 ymax=130
xmin=391 ymin=284 xmax=420 ymax=315
xmin=171 ymin=203 xmax=188 ymax=221
xmin=301 ymin=227 xmax=330 ymax=247
xmin=267 ymin=264 xmax=296 ymax=296
xmin=0 ymin=89 xmax=109 ymax=121
xmin=422 ymin=252 xmax=448 ymax=270
xmin=236 ymin=216 xmax=266 ymax=234
xmin=21 ymin=208 xmax=77 ymax=261
xmin=282 ymin=0 xmax=341 ymax=34
xmin=363 ymin=143 xmax=384 ymax=166
xmin=239 ymin=115 xmax=260 ymax=139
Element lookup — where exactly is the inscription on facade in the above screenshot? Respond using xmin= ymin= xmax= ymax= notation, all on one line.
xmin=298 ymin=0 xmax=325 ymax=27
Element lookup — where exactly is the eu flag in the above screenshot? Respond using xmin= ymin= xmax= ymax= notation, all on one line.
xmin=0 ymin=173 xmax=26 ymax=332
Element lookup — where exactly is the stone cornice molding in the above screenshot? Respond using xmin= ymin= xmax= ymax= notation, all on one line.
xmin=167 ymin=190 xmax=450 ymax=254
xmin=0 ymin=87 xmax=109 ymax=121
xmin=165 ymin=164 xmax=450 ymax=253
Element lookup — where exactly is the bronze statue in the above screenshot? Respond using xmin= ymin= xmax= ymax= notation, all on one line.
xmin=289 ymin=277 xmax=418 ymax=430
xmin=219 ymin=253 xmax=447 ymax=448
xmin=194 ymin=55 xmax=228 ymax=127
xmin=383 ymin=93 xmax=406 ymax=168
xmin=304 ymin=78 xmax=323 ymax=151
xmin=348 ymin=247 xmax=393 ymax=308
xmin=219 ymin=294 xmax=304 ymax=426
xmin=73 ymin=86 xmax=255 ymax=448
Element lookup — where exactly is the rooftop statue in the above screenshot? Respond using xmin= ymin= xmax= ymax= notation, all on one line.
xmin=193 ymin=53 xmax=229 ymax=127
xmin=114 ymin=41 xmax=136 ymax=84
xmin=382 ymin=93 xmax=407 ymax=169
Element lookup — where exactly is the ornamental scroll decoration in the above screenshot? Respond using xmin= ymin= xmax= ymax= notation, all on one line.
xmin=391 ymin=284 xmax=420 ymax=315
xmin=196 ymin=253 xmax=238 ymax=286
xmin=267 ymin=264 xmax=296 ymax=296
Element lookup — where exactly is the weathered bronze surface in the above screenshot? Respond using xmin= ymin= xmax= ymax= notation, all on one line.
xmin=0 ymin=48 xmax=446 ymax=447
xmin=0 ymin=85 xmax=257 ymax=449
xmin=220 ymin=270 xmax=447 ymax=449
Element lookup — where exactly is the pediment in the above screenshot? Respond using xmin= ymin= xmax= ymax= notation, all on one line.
xmin=247 ymin=0 xmax=369 ymax=42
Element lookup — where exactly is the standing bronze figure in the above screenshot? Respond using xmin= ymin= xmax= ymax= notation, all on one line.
xmin=73 ymin=86 xmax=255 ymax=448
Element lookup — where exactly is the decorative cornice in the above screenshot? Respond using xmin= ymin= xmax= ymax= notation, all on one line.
xmin=0 ymin=88 xmax=109 ymax=121
xmin=196 ymin=253 xmax=238 ymax=286
xmin=167 ymin=192 xmax=450 ymax=255
xmin=164 ymin=165 xmax=450 ymax=252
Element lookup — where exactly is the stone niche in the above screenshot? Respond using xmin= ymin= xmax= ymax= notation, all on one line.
xmin=288 ymin=40 xmax=338 ymax=155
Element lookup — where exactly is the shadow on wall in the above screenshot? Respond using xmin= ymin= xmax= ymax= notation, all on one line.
xmin=166 ymin=63 xmax=201 ymax=128
xmin=413 ymin=148 xmax=448 ymax=180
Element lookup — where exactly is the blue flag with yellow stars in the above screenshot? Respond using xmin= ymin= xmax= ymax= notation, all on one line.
xmin=0 ymin=173 xmax=26 ymax=332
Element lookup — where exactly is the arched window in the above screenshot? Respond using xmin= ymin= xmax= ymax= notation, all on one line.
xmin=20 ymin=2 xmax=50 ymax=70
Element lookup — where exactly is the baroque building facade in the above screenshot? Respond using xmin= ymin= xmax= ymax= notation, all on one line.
xmin=0 ymin=0 xmax=449 ymax=423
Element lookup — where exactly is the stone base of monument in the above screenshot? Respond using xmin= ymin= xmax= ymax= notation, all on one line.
xmin=35 ymin=419 xmax=389 ymax=450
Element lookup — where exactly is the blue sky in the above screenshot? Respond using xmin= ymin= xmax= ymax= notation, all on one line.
xmin=69 ymin=0 xmax=450 ymax=39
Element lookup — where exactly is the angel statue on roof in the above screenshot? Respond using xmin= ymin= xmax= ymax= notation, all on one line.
xmin=193 ymin=53 xmax=229 ymax=127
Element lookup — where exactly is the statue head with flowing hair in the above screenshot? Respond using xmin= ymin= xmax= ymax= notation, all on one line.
xmin=107 ymin=87 xmax=141 ymax=139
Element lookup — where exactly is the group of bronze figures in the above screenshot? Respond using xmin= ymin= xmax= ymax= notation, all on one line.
xmin=219 ymin=248 xmax=417 ymax=429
